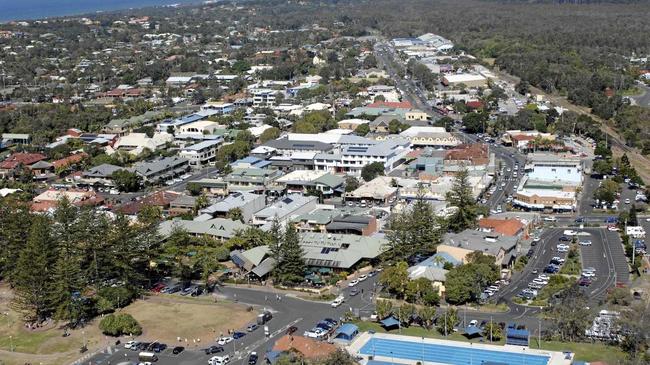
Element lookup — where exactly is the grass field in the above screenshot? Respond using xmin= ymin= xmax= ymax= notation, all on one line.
xmin=0 ymin=283 xmax=256 ymax=365
xmin=122 ymin=294 xmax=256 ymax=345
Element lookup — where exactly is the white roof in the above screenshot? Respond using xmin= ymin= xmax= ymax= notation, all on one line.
xmin=248 ymin=124 xmax=273 ymax=137
xmin=276 ymin=170 xmax=327 ymax=183
xmin=338 ymin=118 xmax=370 ymax=126
xmin=443 ymin=73 xmax=487 ymax=83
xmin=400 ymin=126 xmax=447 ymax=137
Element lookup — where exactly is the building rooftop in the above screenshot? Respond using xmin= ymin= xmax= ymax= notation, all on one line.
xmin=254 ymin=194 xmax=318 ymax=220
xmin=299 ymin=232 xmax=387 ymax=269
xmin=181 ymin=139 xmax=222 ymax=152
xmin=442 ymin=230 xmax=518 ymax=257
xmin=201 ymin=191 xmax=265 ymax=215
xmin=158 ymin=218 xmax=247 ymax=240
xmin=478 ymin=218 xmax=525 ymax=237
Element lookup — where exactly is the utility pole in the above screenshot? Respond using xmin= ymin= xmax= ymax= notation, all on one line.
xmin=538 ymin=318 xmax=542 ymax=349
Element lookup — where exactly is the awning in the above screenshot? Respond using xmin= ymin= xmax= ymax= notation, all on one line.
xmin=380 ymin=316 xmax=400 ymax=328
xmin=464 ymin=326 xmax=482 ymax=337
xmin=335 ymin=323 xmax=359 ymax=337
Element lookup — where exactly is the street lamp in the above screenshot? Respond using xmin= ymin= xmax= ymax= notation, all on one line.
xmin=9 ymin=335 xmax=14 ymax=352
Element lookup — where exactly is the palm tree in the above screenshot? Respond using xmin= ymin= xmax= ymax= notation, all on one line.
xmin=418 ymin=306 xmax=437 ymax=329
xmin=376 ymin=300 xmax=393 ymax=320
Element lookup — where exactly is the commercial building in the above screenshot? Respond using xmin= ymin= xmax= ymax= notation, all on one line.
xmin=198 ymin=191 xmax=266 ymax=222
xmin=179 ymin=140 xmax=222 ymax=168
xmin=274 ymin=170 xmax=345 ymax=197
xmin=438 ymin=230 xmax=519 ymax=267
xmin=376 ymin=126 xmax=461 ymax=148
xmin=441 ymin=73 xmax=488 ymax=88
xmin=158 ymin=218 xmax=247 ymax=241
xmin=525 ymin=152 xmax=583 ymax=187
xmin=252 ymin=194 xmax=318 ymax=228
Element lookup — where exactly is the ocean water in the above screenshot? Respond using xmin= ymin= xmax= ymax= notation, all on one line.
xmin=0 ymin=0 xmax=201 ymax=23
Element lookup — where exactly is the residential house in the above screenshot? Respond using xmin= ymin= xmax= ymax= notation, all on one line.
xmin=0 ymin=152 xmax=47 ymax=178
xmin=169 ymin=195 xmax=198 ymax=216
xmin=132 ymin=157 xmax=189 ymax=184
xmin=116 ymin=190 xmax=181 ymax=216
xmin=31 ymin=189 xmax=104 ymax=212
xmin=112 ymin=132 xmax=173 ymax=155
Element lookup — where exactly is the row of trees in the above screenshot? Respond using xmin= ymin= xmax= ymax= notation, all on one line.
xmin=1 ymin=197 xmax=156 ymax=324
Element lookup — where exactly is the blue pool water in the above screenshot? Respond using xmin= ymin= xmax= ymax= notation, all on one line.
xmin=360 ymin=338 xmax=550 ymax=365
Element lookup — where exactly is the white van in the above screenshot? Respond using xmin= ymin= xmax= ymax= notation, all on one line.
xmin=331 ymin=295 xmax=345 ymax=307
xmin=138 ymin=352 xmax=158 ymax=362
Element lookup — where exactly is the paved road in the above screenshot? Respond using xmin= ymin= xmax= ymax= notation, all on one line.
xmin=629 ymin=82 xmax=650 ymax=108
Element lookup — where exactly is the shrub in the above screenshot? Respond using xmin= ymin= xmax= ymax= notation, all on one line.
xmin=99 ymin=313 xmax=142 ymax=336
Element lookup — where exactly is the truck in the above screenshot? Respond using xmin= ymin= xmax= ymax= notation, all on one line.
xmin=256 ymin=310 xmax=272 ymax=325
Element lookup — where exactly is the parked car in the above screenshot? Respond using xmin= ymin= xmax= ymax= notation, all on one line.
xmin=151 ymin=343 xmax=167 ymax=353
xmin=543 ymin=216 xmax=557 ymax=222
xmin=469 ymin=319 xmax=478 ymax=327
xmin=163 ymin=284 xmax=181 ymax=294
xmin=286 ymin=326 xmax=298 ymax=335
xmin=205 ymin=346 xmax=225 ymax=355
xmin=151 ymin=283 xmax=166 ymax=292
xmin=558 ymin=236 xmax=571 ymax=242
xmin=349 ymin=288 xmax=360 ymax=296
xmin=578 ymin=277 xmax=592 ymax=286
xmin=247 ymin=323 xmax=259 ymax=332
xmin=124 ymin=341 xmax=139 ymax=350
xmin=579 ymin=240 xmax=592 ymax=246
xmin=232 ymin=332 xmax=246 ymax=339
xmin=217 ymin=336 xmax=233 ymax=346
xmin=358 ymin=274 xmax=368 ymax=281
xmin=172 ymin=346 xmax=184 ymax=354
xmin=323 ymin=318 xmax=338 ymax=326
xmin=348 ymin=279 xmax=359 ymax=287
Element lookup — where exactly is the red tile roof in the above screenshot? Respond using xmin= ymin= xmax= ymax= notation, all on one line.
xmin=0 ymin=153 xmax=47 ymax=170
xmin=367 ymin=101 xmax=413 ymax=109
xmin=52 ymin=152 xmax=88 ymax=169
xmin=479 ymin=218 xmax=524 ymax=236
xmin=116 ymin=190 xmax=181 ymax=215
xmin=445 ymin=144 xmax=488 ymax=164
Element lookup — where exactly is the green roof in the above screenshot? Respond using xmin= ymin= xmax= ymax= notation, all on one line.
xmin=314 ymin=173 xmax=344 ymax=188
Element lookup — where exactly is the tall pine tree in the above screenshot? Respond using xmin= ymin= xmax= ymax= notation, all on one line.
xmin=12 ymin=216 xmax=57 ymax=322
xmin=267 ymin=218 xmax=283 ymax=283
xmin=50 ymin=198 xmax=85 ymax=322
xmin=0 ymin=197 xmax=32 ymax=280
xmin=277 ymin=225 xmax=305 ymax=285
xmin=446 ymin=167 xmax=479 ymax=232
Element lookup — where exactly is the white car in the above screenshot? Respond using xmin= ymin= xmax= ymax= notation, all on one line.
xmin=582 ymin=271 xmax=596 ymax=278
xmin=348 ymin=279 xmax=359 ymax=287
xmin=358 ymin=274 xmax=368 ymax=282
xmin=607 ymin=226 xmax=620 ymax=231
xmin=469 ymin=319 xmax=478 ymax=327
xmin=625 ymin=198 xmax=631 ymax=204
xmin=209 ymin=355 xmax=230 ymax=365
xmin=579 ymin=240 xmax=592 ymax=246
xmin=543 ymin=216 xmax=557 ymax=222
xmin=532 ymin=237 xmax=541 ymax=243
xmin=304 ymin=328 xmax=327 ymax=338
xmin=217 ymin=336 xmax=233 ymax=346
xmin=331 ymin=296 xmax=344 ymax=308
xmin=124 ymin=341 xmax=138 ymax=349
xmin=557 ymin=244 xmax=570 ymax=251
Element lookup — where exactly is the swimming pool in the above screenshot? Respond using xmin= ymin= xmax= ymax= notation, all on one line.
xmin=359 ymin=337 xmax=550 ymax=365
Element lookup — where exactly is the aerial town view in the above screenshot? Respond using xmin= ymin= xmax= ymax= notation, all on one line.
xmin=0 ymin=0 xmax=649 ymax=365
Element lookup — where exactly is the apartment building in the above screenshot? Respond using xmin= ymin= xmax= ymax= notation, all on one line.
xmin=179 ymin=140 xmax=221 ymax=168
xmin=314 ymin=139 xmax=411 ymax=176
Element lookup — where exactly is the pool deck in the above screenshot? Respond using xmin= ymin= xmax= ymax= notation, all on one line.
xmin=347 ymin=332 xmax=573 ymax=365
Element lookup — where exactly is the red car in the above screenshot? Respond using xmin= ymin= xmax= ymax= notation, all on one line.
xmin=151 ymin=283 xmax=166 ymax=292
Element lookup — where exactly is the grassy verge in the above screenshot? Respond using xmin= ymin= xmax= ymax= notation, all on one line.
xmin=530 ymin=275 xmax=573 ymax=307
xmin=531 ymin=338 xmax=627 ymax=363
xmin=559 ymin=247 xmax=582 ymax=276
